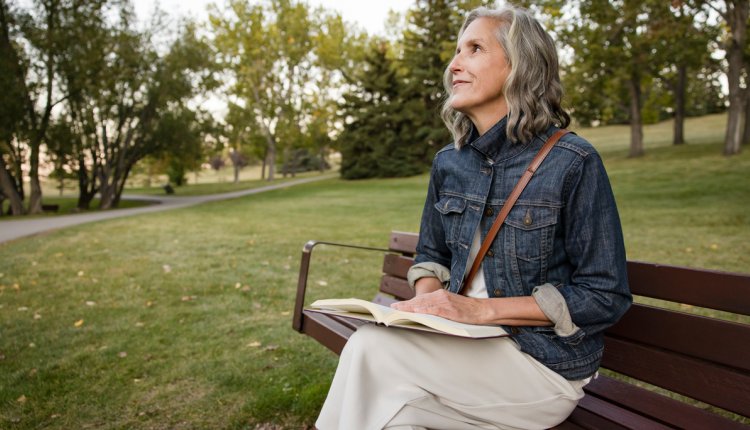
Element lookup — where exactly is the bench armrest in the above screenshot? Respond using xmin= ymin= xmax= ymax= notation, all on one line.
xmin=292 ymin=240 xmax=392 ymax=332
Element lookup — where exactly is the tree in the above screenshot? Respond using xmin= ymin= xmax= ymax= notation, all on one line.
xmin=707 ymin=0 xmax=748 ymax=155
xmin=151 ymin=108 xmax=212 ymax=187
xmin=58 ymin=8 xmax=216 ymax=209
xmin=651 ymin=2 xmax=719 ymax=145
xmin=398 ymin=0 xmax=490 ymax=163
xmin=211 ymin=0 xmax=348 ymax=181
xmin=339 ymin=40 xmax=423 ymax=179
xmin=0 ymin=0 xmax=70 ymax=214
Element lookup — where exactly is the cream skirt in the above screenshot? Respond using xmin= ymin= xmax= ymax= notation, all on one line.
xmin=316 ymin=324 xmax=588 ymax=430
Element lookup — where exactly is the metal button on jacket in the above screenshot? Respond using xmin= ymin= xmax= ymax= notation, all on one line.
xmin=484 ymin=207 xmax=494 ymax=217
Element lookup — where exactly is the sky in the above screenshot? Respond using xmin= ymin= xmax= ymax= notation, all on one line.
xmin=131 ymin=0 xmax=413 ymax=35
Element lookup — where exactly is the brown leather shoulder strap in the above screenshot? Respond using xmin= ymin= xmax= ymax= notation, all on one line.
xmin=458 ymin=129 xmax=570 ymax=295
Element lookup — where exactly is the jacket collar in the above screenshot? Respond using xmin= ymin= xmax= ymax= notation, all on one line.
xmin=467 ymin=116 xmax=532 ymax=164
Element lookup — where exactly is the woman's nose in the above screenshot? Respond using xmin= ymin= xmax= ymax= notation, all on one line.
xmin=449 ymin=54 xmax=462 ymax=73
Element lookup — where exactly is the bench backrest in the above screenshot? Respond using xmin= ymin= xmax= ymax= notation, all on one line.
xmin=381 ymin=231 xmax=750 ymax=420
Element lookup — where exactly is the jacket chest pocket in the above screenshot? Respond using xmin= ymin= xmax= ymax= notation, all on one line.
xmin=504 ymin=205 xmax=558 ymax=262
xmin=434 ymin=196 xmax=467 ymax=245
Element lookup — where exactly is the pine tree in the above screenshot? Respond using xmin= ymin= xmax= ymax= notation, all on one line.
xmin=339 ymin=40 xmax=423 ymax=179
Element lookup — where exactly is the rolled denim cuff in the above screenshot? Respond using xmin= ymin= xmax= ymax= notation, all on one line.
xmin=532 ymin=283 xmax=580 ymax=337
xmin=407 ymin=262 xmax=451 ymax=289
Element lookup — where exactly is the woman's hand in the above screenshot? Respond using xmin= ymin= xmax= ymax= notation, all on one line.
xmin=391 ymin=289 xmax=489 ymax=325
xmin=392 ymin=288 xmax=554 ymax=327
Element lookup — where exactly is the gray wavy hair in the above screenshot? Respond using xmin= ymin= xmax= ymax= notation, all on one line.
xmin=440 ymin=5 xmax=570 ymax=147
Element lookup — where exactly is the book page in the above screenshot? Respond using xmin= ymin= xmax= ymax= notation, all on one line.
xmin=386 ymin=312 xmax=507 ymax=338
xmin=309 ymin=298 xmax=508 ymax=339
xmin=310 ymin=298 xmax=396 ymax=323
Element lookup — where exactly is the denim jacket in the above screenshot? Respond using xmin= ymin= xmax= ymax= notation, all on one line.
xmin=412 ymin=117 xmax=632 ymax=380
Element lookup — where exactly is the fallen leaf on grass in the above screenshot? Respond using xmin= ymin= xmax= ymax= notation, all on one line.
xmin=241 ymin=285 xmax=251 ymax=292
xmin=263 ymin=345 xmax=279 ymax=352
xmin=235 ymin=282 xmax=242 ymax=289
xmin=33 ymin=313 xmax=41 ymax=320
xmin=74 ymin=319 xmax=84 ymax=328
xmin=17 ymin=306 xmax=28 ymax=311
xmin=181 ymin=296 xmax=197 ymax=302
xmin=28 ymin=343 xmax=36 ymax=348
xmin=317 ymin=280 xmax=328 ymax=286
xmin=710 ymin=243 xmax=719 ymax=250
xmin=29 ymin=368 xmax=37 ymax=376
xmin=247 ymin=341 xmax=262 ymax=348
xmin=145 ymin=301 xmax=154 ymax=307
xmin=280 ymin=311 xmax=290 ymax=316
xmin=77 ymin=271 xmax=85 ymax=277
xmin=135 ymin=322 xmax=144 ymax=327
xmin=162 ymin=265 xmax=172 ymax=273
xmin=17 ymin=395 xmax=27 ymax=403
xmin=118 ymin=351 xmax=128 ymax=358
xmin=13 ymin=283 xmax=20 ymax=291
xmin=86 ymin=301 xmax=96 ymax=306
xmin=0 ymin=352 xmax=5 ymax=360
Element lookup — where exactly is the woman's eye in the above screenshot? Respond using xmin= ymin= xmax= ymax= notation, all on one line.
xmin=472 ymin=44 xmax=481 ymax=53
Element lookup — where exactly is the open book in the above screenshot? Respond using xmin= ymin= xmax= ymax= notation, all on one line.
xmin=309 ymin=298 xmax=509 ymax=339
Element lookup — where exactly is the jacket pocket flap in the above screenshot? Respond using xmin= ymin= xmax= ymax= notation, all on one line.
xmin=505 ymin=206 xmax=558 ymax=230
xmin=434 ymin=196 xmax=467 ymax=215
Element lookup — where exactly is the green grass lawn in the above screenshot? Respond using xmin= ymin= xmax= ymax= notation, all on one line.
xmin=1 ymin=115 xmax=749 ymax=428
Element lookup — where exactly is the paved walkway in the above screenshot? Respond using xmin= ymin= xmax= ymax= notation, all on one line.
xmin=0 ymin=175 xmax=334 ymax=244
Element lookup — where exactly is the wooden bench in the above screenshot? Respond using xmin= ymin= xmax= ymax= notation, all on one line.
xmin=292 ymin=231 xmax=750 ymax=429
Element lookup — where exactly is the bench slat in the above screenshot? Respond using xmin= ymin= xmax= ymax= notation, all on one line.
xmin=583 ymin=375 xmax=749 ymax=430
xmin=301 ymin=310 xmax=355 ymax=355
xmin=572 ymin=392 xmax=674 ymax=430
xmin=602 ymin=336 xmax=750 ymax=417
xmin=606 ymin=303 xmax=750 ymax=371
xmin=382 ymin=253 xmax=415 ymax=279
xmin=380 ymin=275 xmax=415 ymax=301
xmin=627 ymin=261 xmax=750 ymax=315
xmin=389 ymin=231 xmax=419 ymax=256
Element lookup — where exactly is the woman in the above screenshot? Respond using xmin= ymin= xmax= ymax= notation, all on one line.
xmin=316 ymin=5 xmax=631 ymax=430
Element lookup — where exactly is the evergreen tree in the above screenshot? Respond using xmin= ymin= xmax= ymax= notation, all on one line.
xmin=339 ymin=40 xmax=422 ymax=179
xmin=399 ymin=0 xmax=489 ymax=162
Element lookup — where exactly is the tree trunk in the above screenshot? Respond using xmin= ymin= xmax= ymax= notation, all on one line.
xmin=673 ymin=65 xmax=687 ymax=145
xmin=27 ymin=140 xmax=43 ymax=214
xmin=742 ymin=90 xmax=750 ymax=145
xmin=110 ymin=163 xmax=132 ymax=208
xmin=0 ymin=160 xmax=24 ymax=215
xmin=232 ymin=149 xmax=240 ymax=184
xmin=724 ymin=44 xmax=744 ymax=155
xmin=261 ymin=153 xmax=267 ymax=180
xmin=266 ymin=140 xmax=276 ymax=181
xmin=723 ymin=0 xmax=748 ymax=156
xmin=76 ymin=154 xmax=96 ymax=210
xmin=628 ymin=71 xmax=644 ymax=158
xmin=99 ymin=173 xmax=116 ymax=210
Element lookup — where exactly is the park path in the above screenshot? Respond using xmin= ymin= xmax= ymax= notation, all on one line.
xmin=0 ymin=175 xmax=334 ymax=244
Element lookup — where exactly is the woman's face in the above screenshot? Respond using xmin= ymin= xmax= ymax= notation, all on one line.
xmin=448 ymin=17 xmax=510 ymax=132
